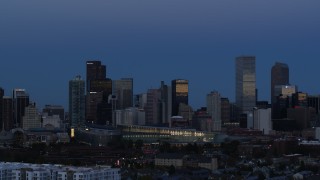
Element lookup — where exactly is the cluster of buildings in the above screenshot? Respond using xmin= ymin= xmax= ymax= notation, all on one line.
xmin=1 ymin=57 xmax=320 ymax=146
xmin=0 ymin=162 xmax=120 ymax=180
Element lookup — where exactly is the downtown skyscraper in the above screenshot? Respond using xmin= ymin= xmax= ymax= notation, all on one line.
xmin=12 ymin=89 xmax=29 ymax=128
xmin=271 ymin=62 xmax=289 ymax=104
xmin=235 ymin=56 xmax=256 ymax=115
xmin=113 ymin=78 xmax=133 ymax=110
xmin=171 ymin=79 xmax=188 ymax=116
xmin=69 ymin=75 xmax=85 ymax=128
xmin=86 ymin=61 xmax=113 ymax=125
xmin=0 ymin=87 xmax=3 ymax=130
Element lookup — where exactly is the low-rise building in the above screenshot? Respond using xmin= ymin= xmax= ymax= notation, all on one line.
xmin=0 ymin=162 xmax=120 ymax=180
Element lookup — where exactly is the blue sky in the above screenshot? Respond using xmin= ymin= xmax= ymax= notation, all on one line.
xmin=1 ymin=0 xmax=320 ymax=110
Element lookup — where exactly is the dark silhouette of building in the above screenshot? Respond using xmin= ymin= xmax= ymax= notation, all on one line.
xmin=235 ymin=56 xmax=256 ymax=114
xmin=86 ymin=61 xmax=106 ymax=92
xmin=145 ymin=89 xmax=161 ymax=125
xmin=308 ymin=95 xmax=320 ymax=114
xmin=221 ymin=98 xmax=230 ymax=125
xmin=113 ymin=78 xmax=133 ymax=110
xmin=69 ymin=76 xmax=85 ymax=128
xmin=86 ymin=61 xmax=113 ymax=125
xmin=256 ymin=101 xmax=271 ymax=109
xmin=159 ymin=81 xmax=172 ymax=125
xmin=172 ymin=79 xmax=188 ymax=116
xmin=230 ymin=103 xmax=239 ymax=123
xmin=12 ymin=89 xmax=29 ymax=128
xmin=0 ymin=87 xmax=3 ymax=130
xmin=292 ymin=92 xmax=308 ymax=108
xmin=2 ymin=97 xmax=13 ymax=130
xmin=271 ymin=62 xmax=289 ymax=104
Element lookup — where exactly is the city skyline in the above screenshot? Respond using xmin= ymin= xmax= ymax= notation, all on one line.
xmin=1 ymin=0 xmax=320 ymax=109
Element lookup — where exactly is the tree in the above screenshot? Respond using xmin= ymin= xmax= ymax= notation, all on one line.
xmin=168 ymin=165 xmax=176 ymax=175
xmin=135 ymin=139 xmax=144 ymax=149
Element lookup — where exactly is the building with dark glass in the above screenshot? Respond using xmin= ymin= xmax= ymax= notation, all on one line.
xmin=271 ymin=62 xmax=289 ymax=104
xmin=235 ymin=56 xmax=256 ymax=115
xmin=86 ymin=61 xmax=106 ymax=92
xmin=171 ymin=79 xmax=188 ymax=116
xmin=221 ymin=98 xmax=230 ymax=125
xmin=85 ymin=61 xmax=113 ymax=126
xmin=69 ymin=76 xmax=85 ymax=128
xmin=0 ymin=87 xmax=3 ymax=130
xmin=12 ymin=89 xmax=29 ymax=128
xmin=113 ymin=78 xmax=133 ymax=110
xmin=2 ymin=96 xmax=13 ymax=130
xmin=308 ymin=95 xmax=320 ymax=114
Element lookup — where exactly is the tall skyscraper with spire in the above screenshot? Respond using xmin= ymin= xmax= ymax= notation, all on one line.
xmin=69 ymin=75 xmax=85 ymax=128
xmin=271 ymin=62 xmax=289 ymax=104
xmin=235 ymin=56 xmax=256 ymax=115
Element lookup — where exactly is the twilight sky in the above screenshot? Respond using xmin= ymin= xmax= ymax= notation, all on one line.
xmin=1 ymin=0 xmax=320 ymax=110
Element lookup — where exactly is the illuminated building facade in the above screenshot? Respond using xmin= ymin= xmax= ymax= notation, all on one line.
xmin=120 ymin=125 xmax=215 ymax=143
xmin=235 ymin=56 xmax=256 ymax=114
xmin=172 ymin=79 xmax=188 ymax=116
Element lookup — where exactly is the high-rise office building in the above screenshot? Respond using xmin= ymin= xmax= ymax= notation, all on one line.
xmin=272 ymin=85 xmax=297 ymax=119
xmin=2 ymin=97 xmax=13 ymax=130
xmin=221 ymin=98 xmax=230 ymax=125
xmin=0 ymin=87 xmax=3 ymax=130
xmin=159 ymin=81 xmax=172 ymax=125
xmin=12 ymin=89 xmax=29 ymax=128
xmin=271 ymin=62 xmax=289 ymax=104
xmin=69 ymin=76 xmax=85 ymax=128
xmin=235 ymin=56 xmax=256 ymax=114
xmin=86 ymin=61 xmax=106 ymax=92
xmin=171 ymin=79 xmax=188 ymax=116
xmin=207 ymin=91 xmax=221 ymax=131
xmin=86 ymin=61 xmax=113 ymax=125
xmin=308 ymin=95 xmax=320 ymax=114
xmin=145 ymin=89 xmax=161 ymax=125
xmin=113 ymin=78 xmax=133 ymax=110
